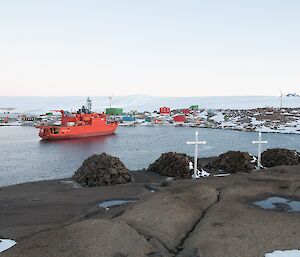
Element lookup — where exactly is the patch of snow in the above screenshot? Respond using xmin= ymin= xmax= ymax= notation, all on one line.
xmin=265 ymin=249 xmax=300 ymax=257
xmin=256 ymin=126 xmax=277 ymax=133
xmin=213 ymin=173 xmax=230 ymax=177
xmin=59 ymin=180 xmax=82 ymax=188
xmin=0 ymin=239 xmax=17 ymax=253
xmin=250 ymin=155 xmax=257 ymax=164
xmin=220 ymin=121 xmax=237 ymax=127
xmin=198 ymin=110 xmax=208 ymax=118
xmin=201 ymin=169 xmax=210 ymax=177
xmin=211 ymin=112 xmax=225 ymax=123
xmin=251 ymin=117 xmax=265 ymax=125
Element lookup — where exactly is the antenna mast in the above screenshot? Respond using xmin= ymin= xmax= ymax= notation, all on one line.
xmin=108 ymin=95 xmax=113 ymax=108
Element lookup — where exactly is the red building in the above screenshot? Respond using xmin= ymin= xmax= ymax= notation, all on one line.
xmin=159 ymin=107 xmax=171 ymax=115
xmin=182 ymin=108 xmax=190 ymax=115
xmin=173 ymin=115 xmax=187 ymax=123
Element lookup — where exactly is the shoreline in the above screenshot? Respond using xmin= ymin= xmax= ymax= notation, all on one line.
xmin=2 ymin=106 xmax=300 ymax=135
xmin=0 ymin=157 xmax=217 ymax=189
xmin=2 ymin=122 xmax=300 ymax=135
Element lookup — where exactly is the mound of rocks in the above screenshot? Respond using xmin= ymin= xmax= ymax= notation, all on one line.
xmin=261 ymin=148 xmax=300 ymax=167
xmin=207 ymin=151 xmax=255 ymax=173
xmin=147 ymin=152 xmax=196 ymax=179
xmin=73 ymin=153 xmax=133 ymax=187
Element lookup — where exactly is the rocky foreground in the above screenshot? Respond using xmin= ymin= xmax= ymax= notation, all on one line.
xmin=0 ymin=164 xmax=300 ymax=257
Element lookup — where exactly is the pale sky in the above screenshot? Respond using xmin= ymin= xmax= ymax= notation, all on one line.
xmin=0 ymin=0 xmax=299 ymax=97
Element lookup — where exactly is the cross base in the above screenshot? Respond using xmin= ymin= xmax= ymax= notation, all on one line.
xmin=190 ymin=162 xmax=210 ymax=179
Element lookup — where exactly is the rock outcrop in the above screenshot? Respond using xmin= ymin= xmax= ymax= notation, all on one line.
xmin=261 ymin=148 xmax=300 ymax=167
xmin=73 ymin=153 xmax=133 ymax=187
xmin=207 ymin=151 xmax=255 ymax=173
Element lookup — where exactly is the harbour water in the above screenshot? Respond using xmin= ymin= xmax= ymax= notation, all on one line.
xmin=0 ymin=126 xmax=300 ymax=187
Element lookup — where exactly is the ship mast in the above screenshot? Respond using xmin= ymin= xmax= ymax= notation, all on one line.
xmin=108 ymin=95 xmax=114 ymax=108
xmin=279 ymin=90 xmax=283 ymax=109
xmin=86 ymin=97 xmax=92 ymax=113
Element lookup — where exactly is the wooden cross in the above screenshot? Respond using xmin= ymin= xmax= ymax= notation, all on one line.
xmin=186 ymin=131 xmax=207 ymax=178
xmin=252 ymin=132 xmax=268 ymax=169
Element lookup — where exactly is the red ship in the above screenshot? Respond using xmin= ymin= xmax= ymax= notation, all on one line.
xmin=38 ymin=99 xmax=118 ymax=140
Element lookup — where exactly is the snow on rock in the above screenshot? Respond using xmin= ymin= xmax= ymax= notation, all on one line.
xmin=265 ymin=249 xmax=300 ymax=257
xmin=198 ymin=110 xmax=208 ymax=119
xmin=251 ymin=117 xmax=265 ymax=125
xmin=0 ymin=239 xmax=17 ymax=253
xmin=211 ymin=112 xmax=225 ymax=123
xmin=220 ymin=121 xmax=237 ymax=128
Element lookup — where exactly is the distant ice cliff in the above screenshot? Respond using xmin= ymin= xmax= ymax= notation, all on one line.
xmin=0 ymin=95 xmax=299 ymax=114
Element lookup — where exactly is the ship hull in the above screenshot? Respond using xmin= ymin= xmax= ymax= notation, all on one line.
xmin=39 ymin=123 xmax=118 ymax=140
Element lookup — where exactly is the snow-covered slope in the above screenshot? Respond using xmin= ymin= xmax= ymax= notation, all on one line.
xmin=0 ymin=95 xmax=299 ymax=114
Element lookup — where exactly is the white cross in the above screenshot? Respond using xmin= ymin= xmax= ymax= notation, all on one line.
xmin=186 ymin=131 xmax=207 ymax=178
xmin=252 ymin=132 xmax=268 ymax=169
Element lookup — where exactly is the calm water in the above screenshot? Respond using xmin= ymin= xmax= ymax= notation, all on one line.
xmin=0 ymin=126 xmax=300 ymax=187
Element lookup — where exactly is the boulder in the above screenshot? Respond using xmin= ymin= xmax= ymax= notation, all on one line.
xmin=261 ymin=148 xmax=300 ymax=167
xmin=207 ymin=151 xmax=255 ymax=173
xmin=147 ymin=152 xmax=198 ymax=179
xmin=119 ymin=183 xmax=218 ymax=252
xmin=2 ymin=219 xmax=155 ymax=257
xmin=73 ymin=153 xmax=133 ymax=187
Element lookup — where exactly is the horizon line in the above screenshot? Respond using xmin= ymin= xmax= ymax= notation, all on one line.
xmin=0 ymin=94 xmax=294 ymax=98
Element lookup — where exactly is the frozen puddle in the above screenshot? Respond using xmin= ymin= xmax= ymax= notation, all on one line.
xmin=265 ymin=249 xmax=300 ymax=257
xmin=0 ymin=239 xmax=17 ymax=253
xmin=98 ymin=199 xmax=138 ymax=210
xmin=255 ymin=197 xmax=300 ymax=212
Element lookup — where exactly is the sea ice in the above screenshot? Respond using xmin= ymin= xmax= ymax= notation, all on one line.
xmin=0 ymin=239 xmax=17 ymax=253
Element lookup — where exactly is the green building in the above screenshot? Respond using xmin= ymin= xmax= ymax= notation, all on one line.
xmin=105 ymin=108 xmax=123 ymax=115
xmin=190 ymin=105 xmax=199 ymax=110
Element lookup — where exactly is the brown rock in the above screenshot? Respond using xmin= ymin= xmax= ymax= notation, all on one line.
xmin=147 ymin=152 xmax=200 ymax=179
xmin=73 ymin=153 xmax=133 ymax=187
xmin=261 ymin=148 xmax=300 ymax=167
xmin=207 ymin=151 xmax=255 ymax=173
